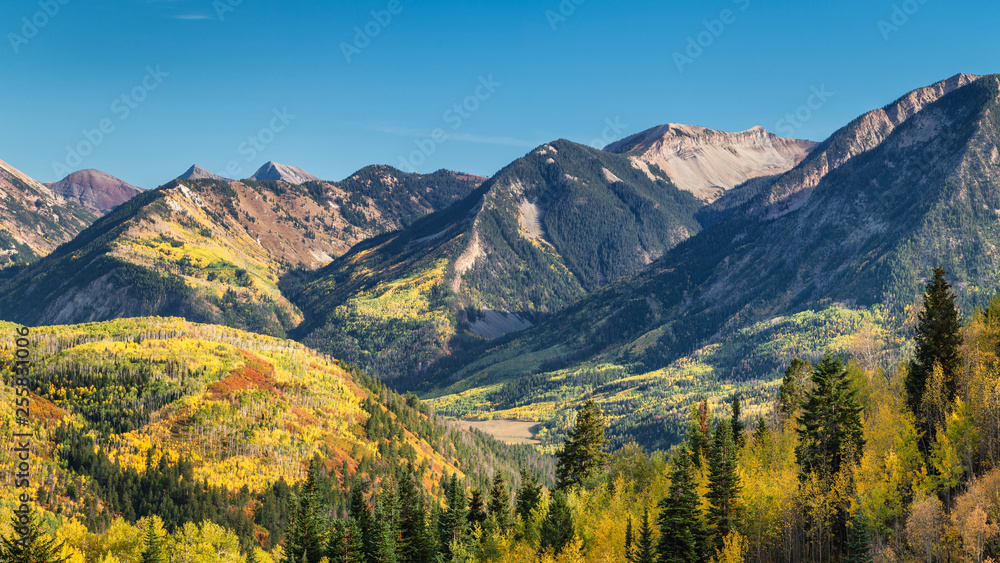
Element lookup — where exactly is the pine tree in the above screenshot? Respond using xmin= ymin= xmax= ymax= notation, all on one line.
xmin=657 ymin=447 xmax=704 ymax=563
xmin=245 ymin=546 xmax=259 ymax=563
xmin=539 ymin=490 xmax=574 ymax=556
xmin=556 ymin=399 xmax=608 ymax=489
xmin=283 ymin=459 xmax=326 ymax=563
xmin=778 ymin=358 xmax=811 ymax=418
xmin=0 ymin=508 xmax=67 ymax=563
xmin=438 ymin=473 xmax=468 ymax=561
xmin=372 ymin=492 xmax=398 ymax=563
xmin=487 ymin=473 xmax=511 ymax=530
xmin=907 ymin=267 xmax=963 ymax=447
xmin=467 ymin=489 xmax=487 ymax=529
xmin=140 ymin=519 xmax=163 ymax=563
xmin=731 ymin=395 xmax=745 ymax=448
xmin=707 ymin=419 xmax=740 ymax=551
xmin=630 ymin=508 xmax=656 ymax=563
xmin=326 ymin=518 xmax=363 ymax=563
xmin=624 ymin=517 xmax=635 ymax=562
xmin=752 ymin=418 xmax=769 ymax=447
xmin=844 ymin=510 xmax=874 ymax=563
xmin=795 ymin=354 xmax=865 ymax=482
xmin=397 ymin=470 xmax=433 ymax=563
xmin=515 ymin=470 xmax=542 ymax=523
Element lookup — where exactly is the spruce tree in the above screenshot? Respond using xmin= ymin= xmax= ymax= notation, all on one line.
xmin=844 ymin=510 xmax=874 ymax=563
xmin=630 ymin=508 xmax=656 ymax=563
xmin=372 ymin=492 xmax=398 ymax=563
xmin=624 ymin=517 xmax=635 ymax=562
xmin=556 ymin=399 xmax=608 ymax=489
xmin=539 ymin=490 xmax=574 ymax=556
xmin=467 ymin=489 xmax=487 ymax=529
xmin=778 ymin=358 xmax=811 ymax=418
xmin=795 ymin=354 xmax=864 ymax=482
xmin=515 ymin=470 xmax=542 ymax=523
xmin=657 ymin=447 xmax=703 ymax=563
xmin=731 ymin=395 xmax=745 ymax=448
xmin=707 ymin=419 xmax=740 ymax=551
xmin=487 ymin=473 xmax=511 ymax=530
xmin=283 ymin=459 xmax=326 ymax=563
xmin=140 ymin=519 xmax=163 ymax=563
xmin=438 ymin=473 xmax=468 ymax=561
xmin=0 ymin=508 xmax=67 ymax=563
xmin=397 ymin=470 xmax=432 ymax=563
xmin=906 ymin=267 xmax=963 ymax=446
xmin=752 ymin=418 xmax=769 ymax=447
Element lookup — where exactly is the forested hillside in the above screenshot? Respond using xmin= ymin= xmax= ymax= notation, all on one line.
xmin=4 ymin=273 xmax=999 ymax=563
xmin=292 ymin=139 xmax=705 ymax=380
xmin=0 ymin=317 xmax=550 ymax=560
xmin=420 ymin=74 xmax=1000 ymax=451
xmin=0 ymin=168 xmax=482 ymax=336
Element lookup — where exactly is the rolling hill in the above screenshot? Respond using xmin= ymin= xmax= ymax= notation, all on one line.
xmin=0 ymin=317 xmax=550 ymax=550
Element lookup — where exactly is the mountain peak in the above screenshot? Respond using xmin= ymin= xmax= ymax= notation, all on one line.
xmin=44 ymin=168 xmax=143 ymax=216
xmin=249 ymin=161 xmax=320 ymax=184
xmin=177 ymin=164 xmax=230 ymax=181
xmin=605 ymin=124 xmax=816 ymax=201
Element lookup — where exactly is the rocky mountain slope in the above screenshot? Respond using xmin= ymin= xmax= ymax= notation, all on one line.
xmin=0 ymin=158 xmax=96 ymax=269
xmin=177 ymin=164 xmax=230 ymax=181
xmin=0 ymin=167 xmax=483 ymax=334
xmin=45 ymin=168 xmax=144 ymax=215
xmin=422 ymin=73 xmax=1000 ymax=447
xmin=605 ymin=124 xmax=816 ymax=201
xmin=290 ymin=139 xmax=705 ymax=379
xmin=250 ymin=161 xmax=320 ymax=184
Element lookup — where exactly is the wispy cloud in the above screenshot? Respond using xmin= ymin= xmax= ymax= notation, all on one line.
xmin=374 ymin=125 xmax=537 ymax=147
xmin=172 ymin=14 xmax=212 ymax=20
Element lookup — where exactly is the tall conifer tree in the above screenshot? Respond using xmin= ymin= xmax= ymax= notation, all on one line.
xmin=556 ymin=400 xmax=608 ymax=489
xmin=707 ymin=420 xmax=740 ymax=550
xmin=906 ymin=267 xmax=962 ymax=446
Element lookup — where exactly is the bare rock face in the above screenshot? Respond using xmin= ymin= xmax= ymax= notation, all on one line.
xmin=45 ymin=169 xmax=143 ymax=216
xmin=753 ymin=72 xmax=981 ymax=218
xmin=177 ymin=164 xmax=230 ymax=182
xmin=249 ymin=161 xmax=321 ymax=184
xmin=606 ymin=123 xmax=816 ymax=201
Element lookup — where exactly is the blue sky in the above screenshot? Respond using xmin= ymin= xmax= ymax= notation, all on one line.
xmin=1 ymin=0 xmax=998 ymax=188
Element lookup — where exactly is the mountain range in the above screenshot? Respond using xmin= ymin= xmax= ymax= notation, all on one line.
xmin=0 ymin=72 xmax=996 ymax=450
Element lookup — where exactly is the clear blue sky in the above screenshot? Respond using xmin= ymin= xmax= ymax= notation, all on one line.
xmin=2 ymin=0 xmax=998 ymax=188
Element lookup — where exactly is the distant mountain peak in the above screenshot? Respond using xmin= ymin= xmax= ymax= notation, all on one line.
xmin=605 ymin=123 xmax=816 ymax=201
xmin=44 ymin=168 xmax=143 ymax=216
xmin=177 ymin=165 xmax=230 ymax=181
xmin=249 ymin=161 xmax=320 ymax=184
